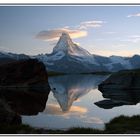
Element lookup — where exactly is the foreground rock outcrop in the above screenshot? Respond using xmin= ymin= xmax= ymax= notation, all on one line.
xmin=0 ymin=99 xmax=21 ymax=125
xmin=0 ymin=59 xmax=50 ymax=89
xmin=0 ymin=89 xmax=50 ymax=115
xmin=0 ymin=59 xmax=51 ymax=127
xmin=95 ymin=99 xmax=129 ymax=109
xmin=97 ymin=69 xmax=140 ymax=109
xmin=98 ymin=69 xmax=140 ymax=90
xmin=95 ymin=89 xmax=140 ymax=109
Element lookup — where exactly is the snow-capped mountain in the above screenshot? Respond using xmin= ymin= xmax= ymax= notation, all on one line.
xmin=37 ymin=32 xmax=106 ymax=73
xmin=37 ymin=32 xmax=139 ymax=73
xmin=1 ymin=32 xmax=140 ymax=73
xmin=53 ymin=32 xmax=92 ymax=57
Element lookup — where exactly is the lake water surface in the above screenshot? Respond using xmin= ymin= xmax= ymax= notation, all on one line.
xmin=21 ymin=74 xmax=140 ymax=130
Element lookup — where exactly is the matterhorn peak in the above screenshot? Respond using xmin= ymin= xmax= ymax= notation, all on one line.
xmin=53 ymin=32 xmax=75 ymax=53
xmin=52 ymin=31 xmax=92 ymax=57
xmin=61 ymin=32 xmax=71 ymax=39
xmin=58 ymin=32 xmax=73 ymax=46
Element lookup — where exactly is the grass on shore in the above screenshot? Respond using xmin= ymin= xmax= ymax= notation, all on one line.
xmin=105 ymin=115 xmax=140 ymax=134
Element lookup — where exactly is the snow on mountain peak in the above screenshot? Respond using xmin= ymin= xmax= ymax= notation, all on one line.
xmin=59 ymin=32 xmax=72 ymax=44
xmin=53 ymin=32 xmax=91 ymax=56
xmin=53 ymin=32 xmax=75 ymax=53
xmin=61 ymin=32 xmax=71 ymax=39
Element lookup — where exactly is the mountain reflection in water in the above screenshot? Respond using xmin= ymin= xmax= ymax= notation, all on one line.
xmin=48 ymin=74 xmax=108 ymax=112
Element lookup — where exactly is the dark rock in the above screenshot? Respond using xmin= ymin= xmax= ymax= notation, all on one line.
xmin=98 ymin=69 xmax=140 ymax=90
xmin=0 ymin=58 xmax=16 ymax=66
xmin=0 ymin=59 xmax=51 ymax=125
xmin=0 ymin=89 xmax=50 ymax=115
xmin=95 ymin=99 xmax=130 ymax=109
xmin=0 ymin=59 xmax=50 ymax=88
xmin=97 ymin=69 xmax=140 ymax=109
xmin=96 ymin=89 xmax=140 ymax=108
xmin=0 ymin=99 xmax=21 ymax=125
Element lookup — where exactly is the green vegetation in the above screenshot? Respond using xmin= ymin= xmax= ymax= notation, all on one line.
xmin=1 ymin=115 xmax=140 ymax=134
xmin=105 ymin=115 xmax=140 ymax=134
xmin=64 ymin=127 xmax=104 ymax=134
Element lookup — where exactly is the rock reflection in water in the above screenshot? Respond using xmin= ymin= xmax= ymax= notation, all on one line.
xmin=0 ymin=88 xmax=50 ymax=115
xmin=95 ymin=89 xmax=140 ymax=109
xmin=48 ymin=74 xmax=108 ymax=112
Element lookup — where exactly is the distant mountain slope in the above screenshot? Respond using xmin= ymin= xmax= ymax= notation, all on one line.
xmin=0 ymin=52 xmax=30 ymax=65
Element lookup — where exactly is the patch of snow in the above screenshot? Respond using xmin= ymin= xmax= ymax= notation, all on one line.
xmin=50 ymin=51 xmax=65 ymax=61
xmin=37 ymin=51 xmax=65 ymax=62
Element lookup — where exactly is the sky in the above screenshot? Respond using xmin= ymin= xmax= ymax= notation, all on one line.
xmin=0 ymin=6 xmax=140 ymax=57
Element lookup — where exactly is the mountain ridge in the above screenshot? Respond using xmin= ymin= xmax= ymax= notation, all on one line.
xmin=0 ymin=32 xmax=140 ymax=73
xmin=36 ymin=32 xmax=140 ymax=73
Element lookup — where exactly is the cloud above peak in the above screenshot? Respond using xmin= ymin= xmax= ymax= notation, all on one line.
xmin=35 ymin=28 xmax=87 ymax=41
xmin=35 ymin=19 xmax=105 ymax=42
xmin=79 ymin=20 xmax=105 ymax=29
xmin=127 ymin=12 xmax=140 ymax=18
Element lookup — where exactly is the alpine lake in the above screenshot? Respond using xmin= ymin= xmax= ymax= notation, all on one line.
xmin=2 ymin=74 xmax=140 ymax=131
